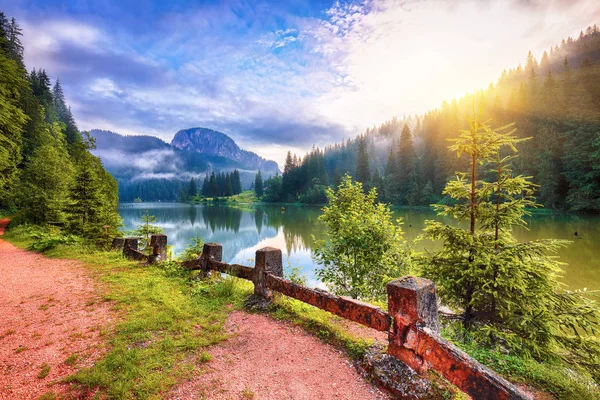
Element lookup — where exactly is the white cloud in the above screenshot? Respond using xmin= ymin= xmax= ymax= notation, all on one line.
xmin=16 ymin=0 xmax=600 ymax=164
xmin=303 ymin=0 xmax=600 ymax=130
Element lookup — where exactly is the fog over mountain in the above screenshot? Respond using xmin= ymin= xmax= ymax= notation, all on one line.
xmin=90 ymin=129 xmax=280 ymax=201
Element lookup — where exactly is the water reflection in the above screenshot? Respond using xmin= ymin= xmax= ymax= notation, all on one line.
xmin=119 ymin=203 xmax=600 ymax=291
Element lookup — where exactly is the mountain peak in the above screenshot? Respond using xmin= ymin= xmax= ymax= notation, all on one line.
xmin=171 ymin=128 xmax=278 ymax=174
xmin=171 ymin=128 xmax=242 ymax=160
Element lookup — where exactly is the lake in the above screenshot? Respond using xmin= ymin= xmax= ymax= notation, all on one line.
xmin=119 ymin=203 xmax=600 ymax=292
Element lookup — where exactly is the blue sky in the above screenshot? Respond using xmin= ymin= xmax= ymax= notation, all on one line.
xmin=2 ymin=0 xmax=599 ymax=166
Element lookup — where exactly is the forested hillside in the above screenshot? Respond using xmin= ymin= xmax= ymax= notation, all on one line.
xmin=0 ymin=12 xmax=121 ymax=237
xmin=267 ymin=25 xmax=600 ymax=212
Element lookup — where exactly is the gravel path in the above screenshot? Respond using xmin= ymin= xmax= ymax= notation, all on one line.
xmin=168 ymin=311 xmax=389 ymax=400
xmin=0 ymin=219 xmax=113 ymax=400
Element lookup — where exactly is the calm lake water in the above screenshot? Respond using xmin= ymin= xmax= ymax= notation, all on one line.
xmin=119 ymin=203 xmax=600 ymax=292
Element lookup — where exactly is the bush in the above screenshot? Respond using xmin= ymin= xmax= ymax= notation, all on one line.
xmin=314 ymin=175 xmax=410 ymax=300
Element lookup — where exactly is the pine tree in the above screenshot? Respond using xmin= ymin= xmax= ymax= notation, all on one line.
xmin=418 ymin=106 xmax=599 ymax=372
xmin=18 ymin=124 xmax=74 ymax=225
xmin=397 ymin=123 xmax=417 ymax=204
xmin=232 ymin=169 xmax=242 ymax=194
xmin=69 ymin=154 xmax=105 ymax=237
xmin=201 ymin=174 xmax=209 ymax=196
xmin=0 ymin=28 xmax=28 ymax=207
xmin=225 ymin=173 xmax=233 ymax=196
xmin=209 ymin=172 xmax=218 ymax=197
xmin=355 ymin=136 xmax=370 ymax=190
xmin=254 ymin=171 xmax=264 ymax=197
xmin=188 ymin=177 xmax=197 ymax=198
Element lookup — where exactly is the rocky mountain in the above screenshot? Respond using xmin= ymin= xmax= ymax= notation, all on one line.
xmin=171 ymin=128 xmax=279 ymax=173
xmin=90 ymin=129 xmax=280 ymax=202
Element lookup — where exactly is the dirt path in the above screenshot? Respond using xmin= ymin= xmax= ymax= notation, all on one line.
xmin=0 ymin=219 xmax=113 ymax=400
xmin=0 ymin=218 xmax=387 ymax=399
xmin=168 ymin=311 xmax=388 ymax=400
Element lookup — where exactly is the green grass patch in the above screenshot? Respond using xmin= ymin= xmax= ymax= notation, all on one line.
xmin=64 ymin=354 xmax=79 ymax=367
xmin=38 ymin=363 xmax=51 ymax=379
xmin=190 ymin=190 xmax=259 ymax=206
xmin=441 ymin=324 xmax=600 ymax=399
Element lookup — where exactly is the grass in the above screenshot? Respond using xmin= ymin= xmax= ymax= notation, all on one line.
xmin=4 ymin=224 xmax=253 ymax=399
xmin=38 ymin=363 xmax=51 ymax=379
xmin=190 ymin=190 xmax=259 ymax=205
xmin=64 ymin=354 xmax=79 ymax=366
xmin=15 ymin=345 xmax=28 ymax=353
xmin=441 ymin=323 xmax=600 ymax=400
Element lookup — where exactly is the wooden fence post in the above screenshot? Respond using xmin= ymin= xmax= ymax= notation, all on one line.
xmin=111 ymin=237 xmax=125 ymax=251
xmin=387 ymin=276 xmax=439 ymax=373
xmin=254 ymin=247 xmax=283 ymax=298
xmin=123 ymin=237 xmax=138 ymax=251
xmin=149 ymin=234 xmax=168 ymax=263
xmin=199 ymin=243 xmax=222 ymax=277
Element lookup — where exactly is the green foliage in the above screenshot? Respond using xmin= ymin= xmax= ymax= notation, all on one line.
xmin=0 ymin=35 xmax=27 ymax=208
xmin=355 ymin=135 xmax=370 ymax=188
xmin=177 ymin=236 xmax=204 ymax=262
xmin=17 ymin=131 xmax=75 ymax=226
xmin=442 ymin=322 xmax=600 ymax=399
xmin=128 ymin=209 xmax=163 ymax=251
xmin=284 ymin=263 xmax=308 ymax=286
xmin=10 ymin=224 xmax=82 ymax=252
xmin=0 ymin=12 xmax=120 ymax=240
xmin=417 ymin=107 xmax=600 ymax=380
xmin=254 ymin=170 xmax=264 ymax=197
xmin=314 ymin=174 xmax=409 ymax=300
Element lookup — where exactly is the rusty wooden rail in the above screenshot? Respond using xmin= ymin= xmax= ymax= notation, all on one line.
xmin=115 ymin=237 xmax=528 ymax=400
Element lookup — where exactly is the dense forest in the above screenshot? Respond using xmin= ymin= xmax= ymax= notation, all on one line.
xmin=0 ymin=12 xmax=120 ymax=237
xmin=262 ymin=25 xmax=600 ymax=212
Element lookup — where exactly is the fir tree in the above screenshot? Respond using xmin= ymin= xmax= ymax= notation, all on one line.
xmin=254 ymin=170 xmax=264 ymax=197
xmin=418 ymin=106 xmax=600 ymax=374
xmin=355 ymin=135 xmax=370 ymax=190
xmin=188 ymin=177 xmax=197 ymax=198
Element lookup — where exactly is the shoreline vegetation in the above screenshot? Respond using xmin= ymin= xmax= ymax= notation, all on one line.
xmin=2 ymin=220 xmax=598 ymax=399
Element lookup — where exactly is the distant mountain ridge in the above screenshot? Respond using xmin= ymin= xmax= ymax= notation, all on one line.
xmin=90 ymin=128 xmax=279 ymax=202
xmin=171 ymin=127 xmax=279 ymax=172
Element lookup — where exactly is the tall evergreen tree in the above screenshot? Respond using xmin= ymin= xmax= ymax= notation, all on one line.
xmin=0 ymin=26 xmax=28 ymax=207
xmin=254 ymin=170 xmax=264 ymax=197
xmin=188 ymin=177 xmax=197 ymax=198
xmin=209 ymin=172 xmax=218 ymax=197
xmin=397 ymin=123 xmax=418 ymax=204
xmin=355 ymin=135 xmax=370 ymax=190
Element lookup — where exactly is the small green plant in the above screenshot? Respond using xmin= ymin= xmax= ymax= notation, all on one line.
xmin=199 ymin=352 xmax=212 ymax=363
xmin=284 ymin=263 xmax=307 ymax=286
xmin=177 ymin=236 xmax=204 ymax=262
xmin=15 ymin=346 xmax=28 ymax=353
xmin=38 ymin=363 xmax=51 ymax=379
xmin=64 ymin=354 xmax=79 ymax=366
xmin=127 ymin=209 xmax=163 ymax=251
xmin=241 ymin=388 xmax=255 ymax=399
xmin=0 ymin=329 xmax=15 ymax=339
xmin=38 ymin=392 xmax=58 ymax=400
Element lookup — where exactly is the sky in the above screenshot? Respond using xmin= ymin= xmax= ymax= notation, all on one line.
xmin=2 ymin=0 xmax=599 ymax=167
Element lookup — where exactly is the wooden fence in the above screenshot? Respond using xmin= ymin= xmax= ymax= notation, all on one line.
xmin=115 ymin=236 xmax=529 ymax=400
